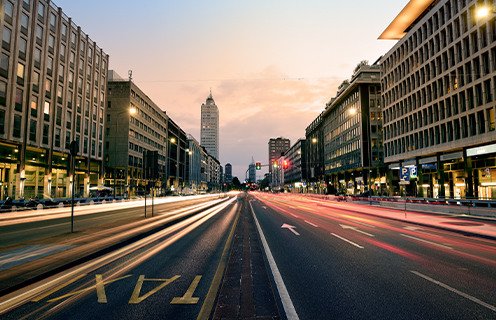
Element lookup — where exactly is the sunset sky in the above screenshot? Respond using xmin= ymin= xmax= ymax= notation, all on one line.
xmin=55 ymin=0 xmax=406 ymax=180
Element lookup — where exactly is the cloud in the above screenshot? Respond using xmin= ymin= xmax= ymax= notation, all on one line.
xmin=134 ymin=66 xmax=343 ymax=179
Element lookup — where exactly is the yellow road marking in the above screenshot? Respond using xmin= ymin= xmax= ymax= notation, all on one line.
xmin=128 ymin=275 xmax=180 ymax=304
xmin=171 ymin=275 xmax=202 ymax=304
xmin=196 ymin=202 xmax=241 ymax=320
xmin=31 ymin=274 xmax=87 ymax=302
xmin=47 ymin=274 xmax=132 ymax=302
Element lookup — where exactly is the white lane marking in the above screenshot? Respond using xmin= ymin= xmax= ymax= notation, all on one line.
xmin=400 ymin=234 xmax=453 ymax=250
xmin=331 ymin=233 xmax=364 ymax=249
xmin=250 ymin=202 xmax=299 ymax=320
xmin=339 ymin=224 xmax=375 ymax=237
xmin=403 ymin=226 xmax=444 ymax=238
xmin=262 ymin=206 xmax=267 ymax=209
xmin=411 ymin=271 xmax=496 ymax=312
xmin=304 ymin=220 xmax=318 ymax=228
xmin=281 ymin=224 xmax=300 ymax=236
xmin=289 ymin=213 xmax=298 ymax=218
xmin=349 ymin=220 xmax=376 ymax=228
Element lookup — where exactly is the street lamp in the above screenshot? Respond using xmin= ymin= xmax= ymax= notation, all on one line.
xmin=113 ymin=107 xmax=136 ymax=199
xmin=350 ymin=107 xmax=373 ymax=196
xmin=166 ymin=137 xmax=176 ymax=195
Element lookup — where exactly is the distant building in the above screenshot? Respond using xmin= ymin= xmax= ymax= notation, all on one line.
xmin=186 ymin=134 xmax=202 ymax=191
xmin=225 ymin=163 xmax=232 ymax=183
xmin=200 ymin=90 xmax=219 ymax=160
xmin=284 ymin=139 xmax=306 ymax=192
xmin=249 ymin=157 xmax=256 ymax=183
xmin=268 ymin=137 xmax=290 ymax=185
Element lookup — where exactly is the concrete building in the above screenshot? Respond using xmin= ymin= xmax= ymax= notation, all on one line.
xmin=0 ymin=0 xmax=109 ymax=199
xmin=207 ymin=152 xmax=220 ymax=191
xmin=305 ymin=114 xmax=325 ymax=193
xmin=268 ymin=137 xmax=290 ymax=185
xmin=323 ymin=62 xmax=384 ymax=195
xmin=248 ymin=157 xmax=256 ymax=183
xmin=283 ymin=138 xmax=306 ymax=192
xmin=200 ymin=90 xmax=219 ymax=160
xmin=224 ymin=162 xmax=232 ymax=184
xmin=106 ymin=71 xmax=187 ymax=196
xmin=186 ymin=134 xmax=202 ymax=192
xmin=380 ymin=0 xmax=496 ymax=199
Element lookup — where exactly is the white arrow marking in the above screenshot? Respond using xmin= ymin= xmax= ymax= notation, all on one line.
xmin=339 ymin=224 xmax=375 ymax=237
xmin=281 ymin=224 xmax=300 ymax=236
xmin=403 ymin=226 xmax=443 ymax=238
xmin=331 ymin=233 xmax=364 ymax=248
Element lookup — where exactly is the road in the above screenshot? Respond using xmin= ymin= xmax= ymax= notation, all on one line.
xmin=0 ymin=196 xmax=241 ymax=319
xmin=250 ymin=192 xmax=496 ymax=319
xmin=0 ymin=196 xmax=223 ymax=247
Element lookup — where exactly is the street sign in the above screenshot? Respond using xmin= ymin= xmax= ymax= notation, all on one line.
xmin=400 ymin=167 xmax=410 ymax=182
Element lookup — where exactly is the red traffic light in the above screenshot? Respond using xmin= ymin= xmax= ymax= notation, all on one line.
xmin=283 ymin=160 xmax=289 ymax=169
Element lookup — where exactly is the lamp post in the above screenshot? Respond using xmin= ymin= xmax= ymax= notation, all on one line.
xmin=166 ymin=137 xmax=176 ymax=195
xmin=113 ymin=108 xmax=136 ymax=199
xmin=350 ymin=108 xmax=373 ymax=197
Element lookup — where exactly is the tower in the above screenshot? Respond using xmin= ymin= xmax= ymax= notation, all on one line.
xmin=200 ymin=90 xmax=219 ymax=160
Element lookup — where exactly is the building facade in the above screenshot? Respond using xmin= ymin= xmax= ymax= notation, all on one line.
xmin=380 ymin=0 xmax=496 ymax=199
xmin=268 ymin=137 xmax=290 ymax=185
xmin=186 ymin=134 xmax=202 ymax=192
xmin=283 ymin=138 xmax=306 ymax=192
xmin=305 ymin=113 xmax=325 ymax=193
xmin=323 ymin=63 xmax=385 ymax=195
xmin=200 ymin=91 xmax=219 ymax=160
xmin=0 ymin=0 xmax=109 ymax=199
xmin=107 ymin=72 xmax=187 ymax=196
xmin=224 ymin=162 xmax=232 ymax=184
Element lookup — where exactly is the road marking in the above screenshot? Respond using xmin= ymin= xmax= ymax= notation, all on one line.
xmin=331 ymin=233 xmax=364 ymax=249
xmin=96 ymin=274 xmax=107 ymax=303
xmin=411 ymin=271 xmax=496 ymax=312
xmin=262 ymin=206 xmax=267 ymax=209
xmin=304 ymin=220 xmax=318 ymax=228
xmin=251 ymin=202 xmax=299 ymax=320
xmin=197 ymin=203 xmax=241 ymax=320
xmin=400 ymin=234 xmax=453 ymax=250
xmin=129 ymin=275 xmax=180 ymax=304
xmin=281 ymin=224 xmax=300 ymax=236
xmin=339 ymin=224 xmax=375 ymax=237
xmin=31 ymin=274 xmax=87 ymax=302
xmin=171 ymin=275 xmax=202 ymax=304
xmin=47 ymin=274 xmax=132 ymax=302
xmin=403 ymin=226 xmax=443 ymax=238
xmin=347 ymin=220 xmax=377 ymax=228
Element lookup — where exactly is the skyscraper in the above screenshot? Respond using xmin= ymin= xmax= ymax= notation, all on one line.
xmin=201 ymin=90 xmax=219 ymax=160
xmin=225 ymin=163 xmax=232 ymax=184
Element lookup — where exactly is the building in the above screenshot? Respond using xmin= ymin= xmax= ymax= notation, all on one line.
xmin=380 ymin=0 xmax=496 ymax=199
xmin=186 ymin=134 xmax=202 ymax=192
xmin=249 ymin=157 xmax=256 ymax=183
xmin=323 ymin=62 xmax=385 ymax=195
xmin=200 ymin=90 xmax=219 ymax=160
xmin=305 ymin=113 xmax=325 ymax=193
xmin=268 ymin=137 xmax=290 ymax=185
xmin=0 ymin=0 xmax=109 ymax=199
xmin=207 ymin=152 xmax=220 ymax=191
xmin=224 ymin=162 xmax=232 ymax=184
xmin=283 ymin=138 xmax=306 ymax=192
xmin=106 ymin=71 xmax=187 ymax=197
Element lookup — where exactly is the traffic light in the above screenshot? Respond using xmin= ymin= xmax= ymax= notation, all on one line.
xmin=256 ymin=162 xmax=261 ymax=170
xmin=273 ymin=161 xmax=278 ymax=168
xmin=283 ymin=160 xmax=289 ymax=169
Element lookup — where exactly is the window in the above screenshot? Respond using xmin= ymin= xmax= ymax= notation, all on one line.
xmin=34 ymin=48 xmax=41 ymax=69
xmin=15 ymin=88 xmax=23 ymax=111
xmin=13 ymin=115 xmax=21 ymax=138
xmin=21 ymin=13 xmax=29 ymax=35
xmin=76 ymin=115 xmax=81 ymax=132
xmin=56 ymin=106 xmax=62 ymax=125
xmin=54 ymin=128 xmax=61 ymax=148
xmin=36 ymin=25 xmax=43 ymax=45
xmin=3 ymin=27 xmax=11 ymax=51
xmin=4 ymin=1 xmax=13 ymax=24
xmin=0 ymin=110 xmax=5 ymax=134
xmin=50 ymin=13 xmax=56 ymax=31
xmin=47 ymin=56 xmax=53 ymax=76
xmin=69 ymin=71 xmax=74 ymax=88
xmin=19 ymin=38 xmax=27 ymax=60
xmin=44 ymin=101 xmax=50 ymax=120
xmin=43 ymin=124 xmax=49 ymax=144
xmin=0 ymin=53 xmax=8 ymax=77
xmin=0 ymin=81 xmax=6 ymax=106
xmin=32 ymin=71 xmax=40 ymax=92
xmin=38 ymin=2 xmax=45 ymax=22
xmin=30 ymin=96 xmax=37 ymax=117
xmin=84 ymin=137 xmax=88 ymax=153
xmin=48 ymin=34 xmax=55 ymax=53
xmin=61 ymin=24 xmax=67 ymax=41
xmin=57 ymin=84 xmax=63 ymax=103
xmin=17 ymin=63 xmax=25 ymax=85
xmin=45 ymin=78 xmax=52 ymax=97
xmin=65 ymin=132 xmax=71 ymax=150
xmin=91 ymin=140 xmax=95 ymax=156
xmin=70 ymin=51 xmax=75 ymax=68
xmin=59 ymin=64 xmax=64 ymax=83
xmin=29 ymin=120 xmax=36 ymax=141
xmin=60 ymin=43 xmax=66 ymax=61
xmin=80 ymin=40 xmax=85 ymax=56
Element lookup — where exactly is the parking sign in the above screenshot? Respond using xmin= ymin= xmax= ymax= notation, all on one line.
xmin=400 ymin=167 xmax=410 ymax=182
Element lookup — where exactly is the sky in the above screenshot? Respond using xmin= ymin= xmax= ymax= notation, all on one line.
xmin=54 ymin=0 xmax=406 ymax=180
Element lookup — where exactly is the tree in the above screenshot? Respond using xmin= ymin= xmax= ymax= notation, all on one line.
xmin=232 ymin=177 xmax=241 ymax=186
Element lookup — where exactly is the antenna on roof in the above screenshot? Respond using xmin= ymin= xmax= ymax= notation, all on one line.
xmin=128 ymin=70 xmax=132 ymax=81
